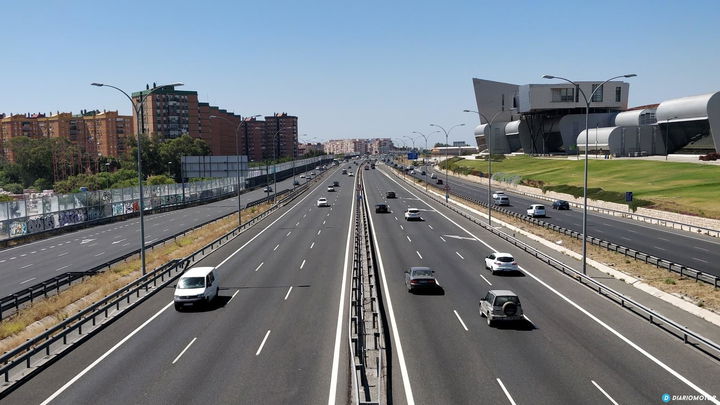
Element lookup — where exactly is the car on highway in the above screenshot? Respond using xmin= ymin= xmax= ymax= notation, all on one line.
xmin=174 ymin=267 xmax=219 ymax=310
xmin=404 ymin=208 xmax=421 ymax=221
xmin=404 ymin=267 xmax=438 ymax=293
xmin=479 ymin=290 xmax=524 ymax=326
xmin=436 ymin=179 xmax=443 ymax=185
xmin=375 ymin=203 xmax=389 ymax=213
xmin=484 ymin=252 xmax=519 ymax=274
xmin=300 ymin=174 xmax=306 ymax=179
xmin=327 ymin=185 xmax=335 ymax=192
xmin=492 ymin=191 xmax=505 ymax=199
xmin=493 ymin=195 xmax=509 ymax=206
xmin=310 ymin=172 xmax=316 ymax=176
xmin=342 ymin=169 xmax=347 ymax=175
xmin=333 ymin=180 xmax=340 ymax=187
xmin=430 ymin=173 xmax=437 ymax=179
xmin=348 ymin=172 xmax=354 ymax=177
xmin=293 ymin=180 xmax=300 ymax=186
xmin=364 ymin=165 xmax=369 ymax=170
xmin=317 ymin=197 xmax=330 ymax=207
xmin=263 ymin=186 xmax=273 ymax=192
xmin=527 ymin=204 xmax=546 ymax=217
xmin=386 ymin=191 xmax=396 ymax=198
xmin=552 ymin=200 xmax=570 ymax=210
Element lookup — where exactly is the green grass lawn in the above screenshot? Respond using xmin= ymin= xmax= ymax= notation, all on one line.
xmin=451 ymin=156 xmax=720 ymax=218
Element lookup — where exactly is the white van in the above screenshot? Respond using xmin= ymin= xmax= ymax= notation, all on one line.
xmin=494 ymin=195 xmax=510 ymax=206
xmin=174 ymin=267 xmax=219 ymax=310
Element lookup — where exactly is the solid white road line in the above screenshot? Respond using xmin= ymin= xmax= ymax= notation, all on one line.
xmin=456 ymin=252 xmax=464 ymax=260
xmin=300 ymin=259 xmax=306 ymax=270
xmin=381 ymin=168 xmax=720 ymax=404
xmin=274 ymin=244 xmax=280 ymax=251
xmin=453 ymin=310 xmax=468 ymax=331
xmin=40 ymin=302 xmax=174 ymax=405
xmin=228 ymin=290 xmax=240 ymax=304
xmin=480 ymin=274 xmax=492 ymax=286
xmin=416 ymin=251 xmax=423 ymax=260
xmin=310 ymin=242 xmax=315 ymax=249
xmin=328 ymin=175 xmax=358 ymax=405
xmin=256 ymin=330 xmax=271 ymax=356
xmin=19 ymin=277 xmax=36 ymax=284
xmin=591 ymin=380 xmax=619 ymax=405
xmin=284 ymin=286 xmax=293 ymax=300
xmin=172 ymin=337 xmax=197 ymax=364
xmin=496 ymin=378 xmax=517 ymax=405
xmin=360 ymin=177 xmax=415 ymax=405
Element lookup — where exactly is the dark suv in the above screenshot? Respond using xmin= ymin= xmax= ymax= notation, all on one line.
xmin=375 ymin=203 xmax=389 ymax=213
xmin=552 ymin=200 xmax=570 ymax=210
xmin=386 ymin=191 xmax=396 ymax=198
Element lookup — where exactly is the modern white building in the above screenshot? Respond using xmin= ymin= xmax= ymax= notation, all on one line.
xmin=472 ymin=78 xmax=720 ymax=155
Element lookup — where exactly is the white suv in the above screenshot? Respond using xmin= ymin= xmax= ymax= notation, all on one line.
xmin=527 ymin=204 xmax=546 ymax=217
xmin=404 ymin=208 xmax=421 ymax=221
xmin=317 ymin=197 xmax=330 ymax=207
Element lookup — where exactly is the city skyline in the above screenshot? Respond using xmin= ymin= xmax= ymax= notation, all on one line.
xmin=1 ymin=0 xmax=719 ymax=146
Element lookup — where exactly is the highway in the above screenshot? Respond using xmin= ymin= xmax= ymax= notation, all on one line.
xmin=3 ymin=164 xmax=358 ymax=404
xmin=0 ymin=168 xmax=320 ymax=298
xmin=363 ymin=165 xmax=720 ymax=404
xmin=404 ymin=164 xmax=720 ymax=277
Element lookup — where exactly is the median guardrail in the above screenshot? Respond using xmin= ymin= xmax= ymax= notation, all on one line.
xmin=0 ymin=179 xmax=315 ymax=396
xmin=389 ymin=165 xmax=720 ymax=361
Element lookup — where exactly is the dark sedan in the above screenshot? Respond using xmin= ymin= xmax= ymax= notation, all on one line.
xmin=404 ymin=267 xmax=439 ymax=293
xmin=375 ymin=203 xmax=389 ymax=213
xmin=552 ymin=200 xmax=570 ymax=210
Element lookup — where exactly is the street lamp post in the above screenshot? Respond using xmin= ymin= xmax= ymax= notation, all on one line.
xmin=542 ymin=73 xmax=636 ymax=274
xmin=412 ymin=130 xmax=439 ymax=193
xmin=92 ymin=81 xmax=183 ymax=275
xmin=210 ymin=114 xmax=261 ymax=228
xmin=429 ymin=123 xmax=466 ymax=202
xmin=104 ymin=162 xmax=111 ymax=190
xmin=463 ymin=108 xmax=515 ymax=226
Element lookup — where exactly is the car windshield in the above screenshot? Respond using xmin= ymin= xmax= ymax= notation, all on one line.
xmin=178 ymin=277 xmax=205 ymax=289
xmin=494 ymin=296 xmax=520 ymax=306
xmin=497 ymin=256 xmax=514 ymax=263
xmin=412 ymin=269 xmax=433 ymax=277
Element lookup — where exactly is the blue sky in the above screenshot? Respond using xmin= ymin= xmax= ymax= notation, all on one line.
xmin=2 ymin=0 xmax=719 ymax=146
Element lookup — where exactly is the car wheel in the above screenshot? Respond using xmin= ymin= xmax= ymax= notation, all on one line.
xmin=487 ymin=316 xmax=493 ymax=327
xmin=479 ymin=307 xmax=485 ymax=317
xmin=174 ymin=303 xmax=183 ymax=311
xmin=491 ymin=269 xmax=496 ymax=275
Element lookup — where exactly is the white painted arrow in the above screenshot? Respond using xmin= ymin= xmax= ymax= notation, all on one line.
xmin=442 ymin=235 xmax=476 ymax=241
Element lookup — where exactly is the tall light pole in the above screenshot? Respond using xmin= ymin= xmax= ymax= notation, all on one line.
xmin=430 ymin=123 xmax=465 ymax=202
xmin=542 ymin=73 xmax=636 ymax=274
xmin=298 ymin=134 xmax=316 ymax=185
xmin=210 ymin=114 xmax=261 ymax=227
xmin=269 ymin=127 xmax=292 ymax=202
xmin=412 ymin=130 xmax=439 ymax=193
xmin=463 ymin=108 xmax=515 ymax=225
xmin=92 ymin=81 xmax=183 ymax=275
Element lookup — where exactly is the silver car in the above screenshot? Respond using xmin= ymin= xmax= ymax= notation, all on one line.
xmin=404 ymin=267 xmax=438 ymax=293
xmin=479 ymin=290 xmax=524 ymax=326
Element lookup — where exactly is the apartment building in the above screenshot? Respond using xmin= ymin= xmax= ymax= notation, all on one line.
xmin=263 ymin=113 xmax=298 ymax=161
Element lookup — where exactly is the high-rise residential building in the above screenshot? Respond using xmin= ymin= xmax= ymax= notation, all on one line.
xmin=0 ymin=110 xmax=133 ymax=162
xmin=131 ymin=85 xmax=199 ymax=139
xmin=263 ymin=113 xmax=298 ymax=161
xmin=368 ymin=138 xmax=393 ymax=154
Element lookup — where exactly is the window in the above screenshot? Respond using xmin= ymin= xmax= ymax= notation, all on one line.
xmin=551 ymin=87 xmax=574 ymax=102
xmin=591 ymin=84 xmax=603 ymax=102
xmin=615 ymin=86 xmax=622 ymax=102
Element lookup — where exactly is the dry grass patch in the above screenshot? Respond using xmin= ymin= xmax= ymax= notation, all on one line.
xmin=459 ymin=198 xmax=720 ymax=314
xmin=0 ymin=202 xmax=273 ymax=355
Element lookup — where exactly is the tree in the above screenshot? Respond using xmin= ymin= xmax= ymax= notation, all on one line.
xmin=8 ymin=137 xmax=55 ymax=186
xmin=158 ymin=134 xmax=211 ymax=181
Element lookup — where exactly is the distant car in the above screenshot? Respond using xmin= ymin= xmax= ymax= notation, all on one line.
xmin=552 ymin=200 xmax=570 ymax=210
xmin=404 ymin=267 xmax=438 ymax=293
xmin=436 ymin=179 xmax=443 ymax=185
xmin=293 ymin=180 xmax=300 ymax=186
xmin=420 ymin=170 xmax=426 ymax=175
xmin=404 ymin=208 xmax=421 ymax=221
xmin=492 ymin=191 xmax=505 ymax=199
xmin=342 ymin=169 xmax=347 ymax=175
xmin=479 ymin=290 xmax=524 ymax=326
xmin=333 ymin=181 xmax=340 ymax=187
xmin=300 ymin=174 xmax=306 ymax=179
xmin=364 ymin=166 xmax=369 ymax=170
xmin=484 ymin=252 xmax=519 ymax=274
xmin=348 ymin=172 xmax=354 ymax=177
xmin=317 ymin=197 xmax=330 ymax=207
xmin=310 ymin=172 xmax=316 ymax=176
xmin=263 ymin=186 xmax=273 ymax=192
xmin=386 ymin=191 xmax=396 ymax=199
xmin=527 ymin=204 xmax=546 ymax=217
xmin=493 ymin=195 xmax=509 ymax=206
xmin=430 ymin=173 xmax=437 ymax=179
xmin=375 ymin=203 xmax=389 ymax=213
xmin=174 ymin=267 xmax=219 ymax=310
xmin=327 ymin=185 xmax=335 ymax=192
xmin=370 ymin=164 xmax=376 ymax=169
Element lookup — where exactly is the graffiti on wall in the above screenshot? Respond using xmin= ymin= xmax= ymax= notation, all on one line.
xmin=86 ymin=206 xmax=105 ymax=221
xmin=59 ymin=209 xmax=86 ymax=227
xmin=112 ymin=201 xmax=139 ymax=216
xmin=26 ymin=215 xmax=55 ymax=234
xmin=9 ymin=221 xmax=27 ymax=237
